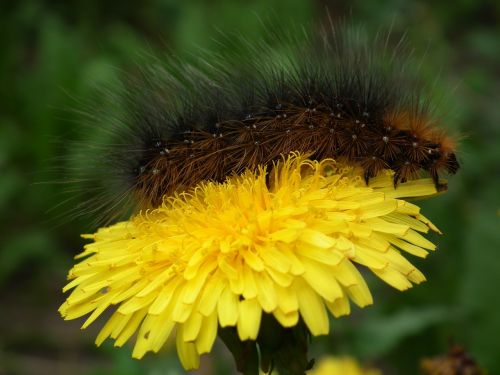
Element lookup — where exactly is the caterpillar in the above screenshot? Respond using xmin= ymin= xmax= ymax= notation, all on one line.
xmin=68 ymin=23 xmax=459 ymax=225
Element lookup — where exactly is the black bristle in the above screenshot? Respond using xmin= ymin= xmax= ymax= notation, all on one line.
xmin=62 ymin=23 xmax=459 ymax=226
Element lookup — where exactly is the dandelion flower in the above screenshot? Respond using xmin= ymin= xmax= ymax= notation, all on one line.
xmin=307 ymin=356 xmax=381 ymax=375
xmin=59 ymin=153 xmax=440 ymax=370
xmin=421 ymin=345 xmax=486 ymax=375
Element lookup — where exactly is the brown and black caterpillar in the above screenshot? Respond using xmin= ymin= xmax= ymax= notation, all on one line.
xmin=65 ymin=24 xmax=459 ymax=225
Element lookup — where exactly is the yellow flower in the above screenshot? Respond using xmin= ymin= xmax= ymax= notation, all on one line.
xmin=59 ymin=153 xmax=440 ymax=370
xmin=307 ymin=356 xmax=381 ymax=375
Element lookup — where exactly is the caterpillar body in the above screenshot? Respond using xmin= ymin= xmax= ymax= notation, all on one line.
xmin=71 ymin=25 xmax=459 ymax=224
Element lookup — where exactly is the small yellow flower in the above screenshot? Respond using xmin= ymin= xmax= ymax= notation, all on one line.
xmin=308 ymin=356 xmax=381 ymax=375
xmin=59 ymin=153 xmax=440 ymax=370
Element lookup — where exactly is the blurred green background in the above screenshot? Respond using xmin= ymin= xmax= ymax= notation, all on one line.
xmin=1 ymin=0 xmax=499 ymax=374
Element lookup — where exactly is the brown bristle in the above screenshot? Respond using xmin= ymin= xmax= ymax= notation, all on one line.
xmin=135 ymin=104 xmax=458 ymax=208
xmin=70 ymin=26 xmax=461 ymax=224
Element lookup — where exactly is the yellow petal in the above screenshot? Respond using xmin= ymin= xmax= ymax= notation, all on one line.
xmin=151 ymin=311 xmax=175 ymax=352
xmin=299 ymin=229 xmax=336 ymax=248
xmin=266 ymin=267 xmax=293 ymax=287
xmin=197 ymin=278 xmax=225 ymax=317
xmin=372 ymin=268 xmax=413 ymax=291
xmin=176 ymin=329 xmax=200 ymax=370
xmin=348 ymin=222 xmax=373 ymax=237
xmin=334 ymin=261 xmax=373 ymax=307
xmin=353 ymin=245 xmax=389 ymax=270
xmin=183 ymin=260 xmax=216 ymax=304
xmin=241 ymin=266 xmax=258 ymax=299
xmin=116 ymin=308 xmax=148 ymax=348
xmin=387 ymin=237 xmax=429 ymax=258
xmin=95 ymin=311 xmax=130 ymax=346
xmin=217 ymin=285 xmax=239 ymax=327
xmin=255 ymin=272 xmax=278 ymax=313
xmin=325 ymin=295 xmax=351 ymax=317
xmin=276 ymin=243 xmax=305 ymax=275
xmin=117 ymin=293 xmax=156 ymax=315
xmin=275 ymin=284 xmax=299 ymax=314
xmin=136 ymin=267 xmax=174 ymax=297
xmin=294 ymin=278 xmax=329 ymax=336
xmin=301 ymin=257 xmax=343 ymax=302
xmin=195 ymin=310 xmax=218 ymax=354
xmin=149 ymin=277 xmax=182 ymax=315
xmin=171 ymin=286 xmax=195 ymax=323
xmin=237 ymin=298 xmax=262 ymax=340
xmin=385 ymin=212 xmax=430 ymax=233
xmin=402 ymin=229 xmax=436 ymax=250
xmin=383 ymin=179 xmax=437 ymax=199
xmin=364 ymin=217 xmax=409 ymax=235
xmin=359 ymin=200 xmax=398 ymax=219
xmin=183 ymin=312 xmax=202 ymax=342
xmin=273 ymin=308 xmax=299 ymax=327
xmin=81 ymin=293 xmax=115 ymax=329
xmin=268 ymin=228 xmax=300 ymax=243
xmin=259 ymin=245 xmax=292 ymax=273
xmin=243 ymin=250 xmax=265 ymax=271
xmin=295 ymin=244 xmax=344 ymax=266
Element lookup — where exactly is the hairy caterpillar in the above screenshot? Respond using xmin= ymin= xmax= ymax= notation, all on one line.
xmin=68 ymin=23 xmax=459 ymax=225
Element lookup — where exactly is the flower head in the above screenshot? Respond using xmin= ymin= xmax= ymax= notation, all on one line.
xmin=60 ymin=153 xmax=440 ymax=369
xmin=307 ymin=356 xmax=381 ymax=375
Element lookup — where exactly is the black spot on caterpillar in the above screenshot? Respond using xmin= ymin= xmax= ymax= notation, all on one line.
xmin=64 ymin=22 xmax=460 ymax=226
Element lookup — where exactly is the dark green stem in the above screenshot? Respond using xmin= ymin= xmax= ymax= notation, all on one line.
xmin=258 ymin=315 xmax=314 ymax=375
xmin=219 ymin=316 xmax=315 ymax=375
xmin=218 ymin=327 xmax=259 ymax=375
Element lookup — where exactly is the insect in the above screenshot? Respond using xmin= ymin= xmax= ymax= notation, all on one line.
xmin=66 ymin=23 xmax=459 ymax=225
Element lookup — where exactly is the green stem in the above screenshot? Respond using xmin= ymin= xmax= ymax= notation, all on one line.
xmin=258 ymin=316 xmax=313 ymax=375
xmin=218 ymin=327 xmax=259 ymax=375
